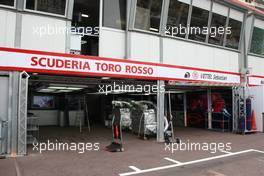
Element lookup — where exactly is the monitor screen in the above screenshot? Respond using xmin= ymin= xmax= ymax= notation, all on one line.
xmin=32 ymin=96 xmax=55 ymax=109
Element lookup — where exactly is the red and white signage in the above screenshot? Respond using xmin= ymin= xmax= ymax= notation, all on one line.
xmin=248 ymin=76 xmax=264 ymax=86
xmin=0 ymin=47 xmax=241 ymax=84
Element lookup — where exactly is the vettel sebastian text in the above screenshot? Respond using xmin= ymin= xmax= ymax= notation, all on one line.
xmin=30 ymin=56 xmax=154 ymax=75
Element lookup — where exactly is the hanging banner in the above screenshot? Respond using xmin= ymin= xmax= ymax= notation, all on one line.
xmin=0 ymin=47 xmax=241 ymax=84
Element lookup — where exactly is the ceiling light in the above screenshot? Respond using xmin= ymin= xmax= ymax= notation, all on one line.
xmin=49 ymin=84 xmax=88 ymax=88
xmin=81 ymin=14 xmax=90 ymax=18
xmin=48 ymin=87 xmax=84 ymax=91
xmin=102 ymin=77 xmax=110 ymax=80
xmin=150 ymin=28 xmax=159 ymax=32
xmin=56 ymin=90 xmax=73 ymax=93
xmin=65 ymin=87 xmax=83 ymax=90
xmin=38 ymin=89 xmax=55 ymax=93
xmin=48 ymin=86 xmax=67 ymax=90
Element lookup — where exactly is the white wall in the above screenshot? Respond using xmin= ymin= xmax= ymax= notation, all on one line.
xmin=29 ymin=110 xmax=59 ymax=126
xmin=254 ymin=18 xmax=264 ymax=29
xmin=100 ymin=30 xmax=240 ymax=73
xmin=21 ymin=14 xmax=67 ymax=53
xmin=99 ymin=28 xmax=126 ymax=59
xmin=248 ymin=55 xmax=264 ymax=76
xmin=100 ymin=30 xmax=161 ymax=63
xmin=130 ymin=32 xmax=160 ymax=63
xmin=0 ymin=9 xmax=16 ymax=47
xmin=163 ymin=38 xmax=239 ymax=72
xmin=250 ymin=86 xmax=264 ymax=132
xmin=29 ymin=110 xmax=85 ymax=126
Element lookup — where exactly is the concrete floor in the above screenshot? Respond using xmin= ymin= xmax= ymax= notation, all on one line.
xmin=1 ymin=126 xmax=264 ymax=176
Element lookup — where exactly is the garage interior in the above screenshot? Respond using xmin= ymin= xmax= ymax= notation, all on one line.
xmin=26 ymin=74 xmax=234 ymax=151
xmin=27 ymin=74 xmax=159 ymax=147
xmin=166 ymin=83 xmax=233 ymax=133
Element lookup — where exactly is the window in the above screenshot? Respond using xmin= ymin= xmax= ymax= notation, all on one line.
xmin=188 ymin=6 xmax=209 ymax=42
xmin=26 ymin=0 xmax=67 ymax=16
xmin=103 ymin=0 xmax=126 ymax=30
xmin=134 ymin=0 xmax=163 ymax=33
xmin=0 ymin=0 xmax=15 ymax=6
xmin=250 ymin=27 xmax=264 ymax=55
xmin=225 ymin=18 xmax=242 ymax=49
xmin=72 ymin=0 xmax=100 ymax=56
xmin=166 ymin=0 xmax=189 ymax=38
xmin=208 ymin=13 xmax=227 ymax=46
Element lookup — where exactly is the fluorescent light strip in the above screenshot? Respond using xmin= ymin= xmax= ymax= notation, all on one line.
xmin=38 ymin=89 xmax=55 ymax=93
xmin=150 ymin=28 xmax=159 ymax=32
xmin=48 ymin=86 xmax=67 ymax=89
xmin=81 ymin=14 xmax=89 ymax=18
xmin=56 ymin=90 xmax=73 ymax=93
xmin=49 ymin=84 xmax=88 ymax=88
xmin=102 ymin=77 xmax=110 ymax=80
xmin=48 ymin=87 xmax=84 ymax=90
xmin=66 ymin=87 xmax=83 ymax=90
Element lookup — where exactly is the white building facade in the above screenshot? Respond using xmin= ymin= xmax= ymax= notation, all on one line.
xmin=0 ymin=0 xmax=263 ymax=156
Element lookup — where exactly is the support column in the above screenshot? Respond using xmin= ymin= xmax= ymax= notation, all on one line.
xmin=66 ymin=0 xmax=74 ymax=20
xmin=9 ymin=72 xmax=20 ymax=156
xmin=126 ymin=0 xmax=133 ymax=59
xmin=232 ymin=87 xmax=237 ymax=133
xmin=6 ymin=71 xmax=28 ymax=156
xmin=207 ymin=88 xmax=212 ymax=130
xmin=17 ymin=72 xmax=30 ymax=155
xmin=65 ymin=0 xmax=74 ymax=53
xmin=156 ymin=0 xmax=169 ymax=143
xmin=157 ymin=80 xmax=165 ymax=142
xmin=183 ymin=93 xmax=187 ymax=127
xmin=14 ymin=0 xmax=25 ymax=48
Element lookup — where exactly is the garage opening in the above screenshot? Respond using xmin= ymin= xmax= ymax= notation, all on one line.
xmin=26 ymin=74 xmax=159 ymax=152
xmin=166 ymin=82 xmax=234 ymax=133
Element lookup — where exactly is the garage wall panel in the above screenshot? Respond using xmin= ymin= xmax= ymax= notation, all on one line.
xmin=29 ymin=110 xmax=58 ymax=126
xmin=254 ymin=18 xmax=264 ymax=29
xmin=228 ymin=51 xmax=240 ymax=73
xmin=163 ymin=38 xmax=239 ymax=73
xmin=192 ymin=0 xmax=211 ymax=10
xmin=99 ymin=28 xmax=126 ymax=59
xmin=212 ymin=2 xmax=228 ymax=16
xmin=130 ymin=32 xmax=160 ymax=63
xmin=163 ymin=38 xmax=195 ymax=66
xmin=213 ymin=48 xmax=239 ymax=72
xmin=0 ymin=9 xmax=16 ymax=47
xmin=21 ymin=14 xmax=67 ymax=53
xmin=229 ymin=8 xmax=244 ymax=21
xmin=248 ymin=55 xmax=264 ymax=76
